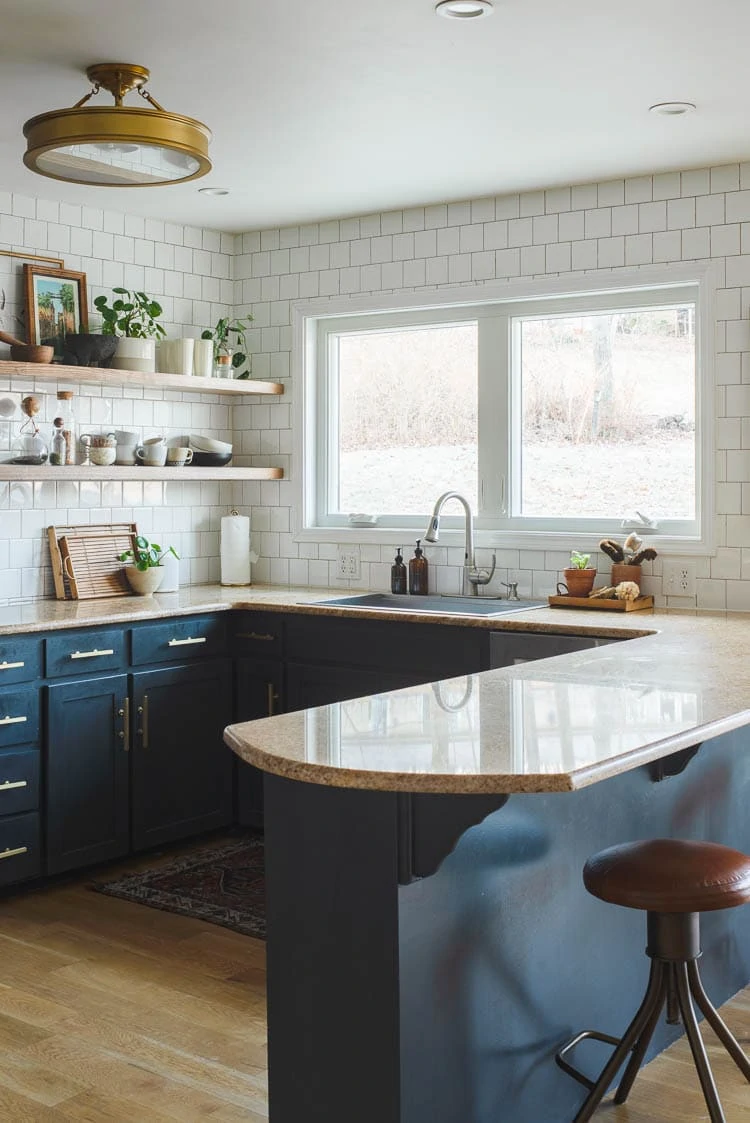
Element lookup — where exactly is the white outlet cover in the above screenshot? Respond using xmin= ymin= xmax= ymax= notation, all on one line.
xmin=662 ymin=560 xmax=696 ymax=597
xmin=336 ymin=546 xmax=361 ymax=580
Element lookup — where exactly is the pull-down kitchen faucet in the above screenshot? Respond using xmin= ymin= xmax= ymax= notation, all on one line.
xmin=423 ymin=491 xmax=496 ymax=596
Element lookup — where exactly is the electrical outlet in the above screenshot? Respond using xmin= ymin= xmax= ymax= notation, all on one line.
xmin=336 ymin=546 xmax=361 ymax=580
xmin=662 ymin=560 xmax=696 ymax=597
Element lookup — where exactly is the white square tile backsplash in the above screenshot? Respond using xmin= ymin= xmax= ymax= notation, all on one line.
xmin=4 ymin=160 xmax=750 ymax=607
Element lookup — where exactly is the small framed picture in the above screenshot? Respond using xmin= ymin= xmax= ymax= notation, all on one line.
xmin=24 ymin=264 xmax=88 ymax=361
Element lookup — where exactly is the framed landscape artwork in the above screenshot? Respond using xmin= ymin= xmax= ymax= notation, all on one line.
xmin=24 ymin=265 xmax=88 ymax=361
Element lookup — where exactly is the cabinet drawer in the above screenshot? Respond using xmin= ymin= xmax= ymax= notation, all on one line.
xmin=0 ymin=812 xmax=41 ymax=887
xmin=0 ymin=638 xmax=42 ymax=685
xmin=0 ymin=689 xmax=40 ymax=748
xmin=233 ymin=613 xmax=284 ymax=659
xmin=0 ymin=751 xmax=39 ymax=816
xmin=46 ymin=629 xmax=126 ymax=678
xmin=131 ymin=615 xmax=226 ymax=666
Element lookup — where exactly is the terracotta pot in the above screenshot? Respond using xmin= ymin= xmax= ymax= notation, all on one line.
xmin=125 ymin=565 xmax=165 ymax=596
xmin=611 ymin=563 xmax=642 ymax=587
xmin=562 ymin=567 xmax=597 ymax=597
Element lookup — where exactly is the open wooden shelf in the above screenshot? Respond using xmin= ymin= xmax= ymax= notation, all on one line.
xmin=0 ymin=359 xmax=284 ymax=397
xmin=0 ymin=465 xmax=283 ymax=482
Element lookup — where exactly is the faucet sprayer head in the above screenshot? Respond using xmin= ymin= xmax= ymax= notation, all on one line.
xmin=423 ymin=514 xmax=440 ymax=543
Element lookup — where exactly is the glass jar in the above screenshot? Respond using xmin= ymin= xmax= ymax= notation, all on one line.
xmin=213 ymin=341 xmax=232 ymax=379
xmin=55 ymin=390 xmax=76 ymax=465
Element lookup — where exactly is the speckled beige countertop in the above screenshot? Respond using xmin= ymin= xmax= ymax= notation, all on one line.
xmin=220 ymin=592 xmax=750 ymax=795
xmin=6 ymin=584 xmax=750 ymax=796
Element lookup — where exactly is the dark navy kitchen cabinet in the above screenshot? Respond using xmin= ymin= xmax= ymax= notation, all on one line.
xmin=130 ymin=659 xmax=233 ymax=851
xmin=235 ymin=656 xmax=284 ymax=828
xmin=46 ymin=674 xmax=130 ymax=874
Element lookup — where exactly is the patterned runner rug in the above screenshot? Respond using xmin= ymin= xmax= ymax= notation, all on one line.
xmin=92 ymin=834 xmax=266 ymax=939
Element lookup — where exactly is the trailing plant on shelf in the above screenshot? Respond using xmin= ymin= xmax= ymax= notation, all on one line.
xmin=202 ymin=315 xmax=253 ymax=378
xmin=94 ymin=289 xmax=166 ymax=339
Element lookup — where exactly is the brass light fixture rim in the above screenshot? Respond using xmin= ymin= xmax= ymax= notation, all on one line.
xmin=23 ymin=107 xmax=212 ymax=187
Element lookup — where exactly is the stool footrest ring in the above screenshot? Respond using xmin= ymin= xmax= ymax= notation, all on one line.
xmin=555 ymin=1030 xmax=622 ymax=1091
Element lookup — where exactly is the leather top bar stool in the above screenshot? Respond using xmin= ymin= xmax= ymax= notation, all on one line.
xmin=555 ymin=838 xmax=750 ymax=1123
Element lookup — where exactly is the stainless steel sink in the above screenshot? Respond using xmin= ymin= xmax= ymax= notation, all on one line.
xmin=314 ymin=593 xmax=544 ymax=617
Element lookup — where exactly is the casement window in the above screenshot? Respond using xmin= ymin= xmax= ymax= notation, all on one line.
xmin=298 ymin=270 xmax=711 ymax=547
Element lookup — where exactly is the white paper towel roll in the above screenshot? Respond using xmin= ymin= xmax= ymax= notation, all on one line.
xmin=221 ymin=514 xmax=259 ymax=586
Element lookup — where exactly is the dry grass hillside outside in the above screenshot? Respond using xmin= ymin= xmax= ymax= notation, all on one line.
xmin=336 ymin=308 xmax=695 ymax=521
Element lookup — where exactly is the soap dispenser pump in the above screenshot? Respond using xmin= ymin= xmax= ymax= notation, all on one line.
xmin=409 ymin=539 xmax=429 ymax=596
xmin=391 ymin=547 xmax=407 ymax=594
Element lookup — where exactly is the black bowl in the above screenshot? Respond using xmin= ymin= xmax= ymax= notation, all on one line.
xmin=62 ymin=333 xmax=118 ymax=368
xmin=190 ymin=451 xmax=233 ymax=467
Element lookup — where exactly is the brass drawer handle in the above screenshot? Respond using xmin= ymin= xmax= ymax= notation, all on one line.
xmin=0 ymin=716 xmax=26 ymax=727
xmin=70 ymin=648 xmax=114 ymax=660
xmin=0 ymin=780 xmax=26 ymax=791
xmin=237 ymin=631 xmax=276 ymax=642
xmin=137 ymin=694 xmax=149 ymax=749
xmin=116 ymin=698 xmax=130 ymax=751
xmin=167 ymin=636 xmax=207 ymax=647
xmin=0 ymin=846 xmax=28 ymax=860
xmin=0 ymin=661 xmax=24 ymax=671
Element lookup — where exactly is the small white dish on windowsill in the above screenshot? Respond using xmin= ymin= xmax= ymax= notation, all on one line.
xmin=348 ymin=513 xmax=378 ymax=528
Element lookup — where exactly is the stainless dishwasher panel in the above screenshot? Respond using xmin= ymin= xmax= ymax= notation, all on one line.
xmin=489 ymin=631 xmax=622 ymax=667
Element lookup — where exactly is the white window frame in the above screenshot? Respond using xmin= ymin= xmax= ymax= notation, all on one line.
xmin=292 ymin=263 xmax=716 ymax=553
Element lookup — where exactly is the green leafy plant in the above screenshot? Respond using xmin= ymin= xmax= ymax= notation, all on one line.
xmin=569 ymin=550 xmax=592 ymax=570
xmin=118 ymin=536 xmax=179 ymax=572
xmin=93 ymin=289 xmax=166 ymax=339
xmin=201 ymin=315 xmax=253 ymax=378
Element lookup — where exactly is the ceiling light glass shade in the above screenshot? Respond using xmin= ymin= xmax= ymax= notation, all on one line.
xmin=23 ymin=63 xmax=211 ymax=187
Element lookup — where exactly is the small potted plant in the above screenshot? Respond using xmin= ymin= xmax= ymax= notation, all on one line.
xmin=562 ymin=550 xmax=597 ymax=597
xmin=118 ymin=535 xmax=179 ymax=596
xmin=201 ymin=315 xmax=253 ymax=379
xmin=94 ymin=288 xmax=166 ymax=374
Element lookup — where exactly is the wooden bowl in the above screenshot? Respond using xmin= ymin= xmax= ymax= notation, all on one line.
xmin=10 ymin=344 xmax=54 ymax=364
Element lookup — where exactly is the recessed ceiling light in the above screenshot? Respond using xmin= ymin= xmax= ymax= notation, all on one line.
xmin=198 ymin=186 xmax=229 ymax=196
xmin=435 ymin=0 xmax=494 ymax=19
xmin=649 ymin=102 xmax=696 ymax=116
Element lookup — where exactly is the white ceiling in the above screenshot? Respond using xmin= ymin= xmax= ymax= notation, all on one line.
xmin=0 ymin=0 xmax=748 ymax=232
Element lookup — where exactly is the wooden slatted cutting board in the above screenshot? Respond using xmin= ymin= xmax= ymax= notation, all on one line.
xmin=48 ymin=523 xmax=137 ymax=600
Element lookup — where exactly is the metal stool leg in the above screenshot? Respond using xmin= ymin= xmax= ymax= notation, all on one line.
xmin=559 ymin=960 xmax=667 ymax=1123
xmin=674 ymin=961 xmax=726 ymax=1123
xmin=687 ymin=959 xmax=750 ymax=1082
xmin=613 ymin=960 xmax=668 ymax=1105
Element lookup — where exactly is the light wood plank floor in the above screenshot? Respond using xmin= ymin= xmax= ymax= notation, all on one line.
xmin=0 ymin=850 xmax=749 ymax=1121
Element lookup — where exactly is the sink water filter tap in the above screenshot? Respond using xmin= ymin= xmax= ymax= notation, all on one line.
xmin=221 ymin=513 xmax=259 ymax=586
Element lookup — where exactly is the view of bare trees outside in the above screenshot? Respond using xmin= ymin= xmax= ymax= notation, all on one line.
xmin=334 ymin=305 xmax=695 ymax=523
xmin=337 ymin=324 xmax=478 ymax=515
xmin=520 ymin=307 xmax=695 ymax=519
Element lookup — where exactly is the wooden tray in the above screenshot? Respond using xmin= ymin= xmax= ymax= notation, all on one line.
xmin=548 ymin=594 xmax=654 ymax=612
xmin=48 ymin=523 xmax=137 ymax=600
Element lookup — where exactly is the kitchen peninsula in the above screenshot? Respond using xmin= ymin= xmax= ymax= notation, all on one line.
xmin=224 ymin=603 xmax=750 ymax=1123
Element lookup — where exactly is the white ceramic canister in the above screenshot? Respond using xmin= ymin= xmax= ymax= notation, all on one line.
xmin=112 ymin=338 xmax=156 ymax=373
xmin=220 ymin=513 xmax=259 ymax=585
xmin=158 ymin=338 xmax=194 ymax=376
xmin=192 ymin=339 xmax=214 ymax=378
xmin=158 ymin=549 xmax=180 ymax=593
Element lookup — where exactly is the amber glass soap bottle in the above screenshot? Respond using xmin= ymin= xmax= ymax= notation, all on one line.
xmin=391 ymin=548 xmax=407 ymax=594
xmin=408 ymin=539 xmax=429 ymax=595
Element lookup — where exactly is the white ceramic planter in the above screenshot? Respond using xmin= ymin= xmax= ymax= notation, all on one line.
xmin=125 ymin=565 xmax=165 ymax=596
xmin=192 ymin=338 xmax=214 ymax=378
xmin=158 ymin=550 xmax=180 ymax=593
xmin=157 ymin=338 xmax=194 ymax=376
xmin=112 ymin=338 xmax=156 ymax=374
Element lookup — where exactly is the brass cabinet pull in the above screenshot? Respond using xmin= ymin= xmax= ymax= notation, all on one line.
xmin=167 ymin=636 xmax=206 ymax=647
xmin=70 ymin=648 xmax=114 ymax=660
xmin=266 ymin=683 xmax=279 ymax=716
xmin=0 ymin=715 xmax=26 ymax=727
xmin=237 ymin=632 xmax=275 ymax=642
xmin=117 ymin=698 xmax=130 ymax=750
xmin=137 ymin=694 xmax=149 ymax=749
xmin=0 ymin=661 xmax=24 ymax=671
xmin=0 ymin=846 xmax=27 ymax=860
xmin=0 ymin=780 xmax=26 ymax=791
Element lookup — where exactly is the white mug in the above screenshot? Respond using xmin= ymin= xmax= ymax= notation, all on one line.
xmin=166 ymin=447 xmax=194 ymax=467
xmin=114 ymin=429 xmax=138 ymax=446
xmin=116 ymin=444 xmax=137 ymax=465
xmin=137 ymin=445 xmax=167 ymax=467
xmin=143 ymin=435 xmax=166 ymax=448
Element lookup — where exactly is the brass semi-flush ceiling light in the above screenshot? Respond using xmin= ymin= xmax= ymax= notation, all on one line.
xmin=23 ymin=63 xmax=211 ymax=187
